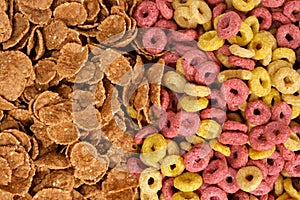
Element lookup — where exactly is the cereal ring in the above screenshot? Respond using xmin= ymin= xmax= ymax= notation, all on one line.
xmin=159 ymin=111 xmax=180 ymax=138
xmin=221 ymin=78 xmax=249 ymax=106
xmin=236 ymin=166 xmax=263 ymax=192
xmin=194 ymin=61 xmax=220 ymax=85
xmin=177 ymin=110 xmax=201 ymax=137
xmin=172 ymin=192 xmax=200 ymax=200
xmin=135 ymin=126 xmax=158 ymax=145
xmin=272 ymin=12 xmax=292 ymax=26
xmin=183 ymin=143 xmax=213 ymax=172
xmin=134 ymin=0 xmax=159 ymax=27
xmin=202 ymin=158 xmax=228 ymax=184
xmin=215 ymin=51 xmax=235 ymax=68
xmin=248 ymin=67 xmax=272 ymax=97
xmin=222 ymin=120 xmax=248 ymax=133
xmin=227 ymin=145 xmax=248 ymax=169
xmin=265 ymin=121 xmax=290 ymax=145
xmin=201 ymin=186 xmax=228 ymax=200
xmin=209 ymin=139 xmax=231 ymax=157
xmin=178 ymin=95 xmax=208 ymax=113
xmin=180 ymin=141 xmax=192 ymax=152
xmin=247 ymin=159 xmax=269 ymax=179
xmin=245 ymin=100 xmax=271 ymax=125
xmin=274 ymin=175 xmax=284 ymax=196
xmin=228 ymin=55 xmax=256 ymax=71
xmin=267 ymin=60 xmax=293 ymax=79
xmin=261 ymin=0 xmax=285 ymax=8
xmin=171 ymin=0 xmax=193 ymax=10
xmin=272 ymin=47 xmax=296 ymax=64
xmin=283 ymin=1 xmax=300 ymax=22
xmin=248 ymin=146 xmax=276 ymax=160
xmin=250 ymin=181 xmax=271 ymax=196
xmin=262 ymin=151 xmax=285 ymax=176
xmin=167 ymin=89 xmax=179 ymax=111
xmin=284 ymin=154 xmax=300 ymax=177
xmin=173 ymin=6 xmax=197 ymax=29
xmin=162 ymin=178 xmax=175 ymax=200
xmin=161 ymin=155 xmax=185 ymax=177
xmin=262 ymin=88 xmax=282 ymax=108
xmin=162 ymin=71 xmax=186 ymax=93
xmin=232 ymin=0 xmax=256 ymax=11
xmin=156 ymin=0 xmax=173 ymax=20
xmin=174 ymin=172 xmax=203 ymax=192
xmin=273 ymin=67 xmax=300 ymax=94
xmin=208 ymin=89 xmax=227 ymax=109
xmin=216 ymin=11 xmax=242 ymax=39
xmin=250 ymin=8 xmax=272 ymax=30
xmin=217 ymin=44 xmax=232 ymax=56
xmin=218 ymin=131 xmax=248 ymax=145
xmin=182 ymin=49 xmax=208 ymax=69
xmin=183 ymin=83 xmax=211 ymax=97
xmin=141 ymin=133 xmax=167 ymax=163
xmin=277 ymin=144 xmax=295 ymax=161
xmin=197 ymin=30 xmax=225 ymax=51
xmin=155 ymin=19 xmax=178 ymax=30
xmin=271 ymin=101 xmax=292 ymax=125
xmin=206 ymin=0 xmax=224 ymax=5
xmin=196 ymin=119 xmax=222 ymax=139
xmin=244 ymin=16 xmax=260 ymax=35
xmin=212 ymin=3 xmax=227 ymax=21
xmin=284 ymin=130 xmax=300 ymax=151
xmin=276 ymin=24 xmax=300 ymax=49
xmin=127 ymin=157 xmax=146 ymax=179
xmin=189 ymin=0 xmax=212 ymax=24
xmin=282 ymin=93 xmax=300 ymax=106
xmin=291 ymin=105 xmax=300 ymax=119
xmin=142 ymin=27 xmax=168 ymax=55
xmin=232 ymin=190 xmax=250 ymax=200
xmin=248 ymin=32 xmax=273 ymax=60
xmin=217 ymin=167 xmax=240 ymax=194
xmin=283 ymin=178 xmax=300 ymax=199
xmin=139 ymin=167 xmax=162 ymax=194
xmin=200 ymin=107 xmax=227 ymax=124
xmin=249 ymin=125 xmax=275 ymax=151
xmin=229 ymin=44 xmax=255 ymax=58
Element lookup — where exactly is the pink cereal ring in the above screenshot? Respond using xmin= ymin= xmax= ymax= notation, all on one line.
xmin=265 ymin=174 xmax=280 ymax=186
xmin=200 ymin=107 xmax=227 ymax=124
xmin=271 ymin=101 xmax=292 ymax=125
xmin=202 ymin=159 xmax=228 ymax=184
xmin=194 ymin=61 xmax=220 ymax=85
xmin=206 ymin=51 xmax=222 ymax=67
xmin=162 ymin=178 xmax=175 ymax=200
xmin=232 ymin=190 xmax=250 ymax=200
xmin=284 ymin=154 xmax=300 ymax=177
xmin=244 ymin=100 xmax=271 ymax=126
xmin=262 ymin=151 xmax=284 ymax=175
xmin=272 ymin=12 xmax=291 ymax=26
xmin=264 ymin=121 xmax=290 ymax=145
xmin=208 ymin=89 xmax=227 ymax=110
xmin=283 ymin=0 xmax=300 ymax=22
xmin=249 ymin=125 xmax=275 ymax=151
xmin=227 ymin=145 xmax=248 ymax=169
xmin=182 ymin=59 xmax=196 ymax=82
xmin=261 ymin=0 xmax=285 ymax=8
xmin=142 ymin=27 xmax=167 ymax=54
xmin=206 ymin=0 xmax=223 ymax=5
xmin=217 ymin=44 xmax=231 ymax=56
xmin=167 ymin=90 xmax=179 ymax=111
xmin=250 ymin=181 xmax=271 ymax=196
xmin=216 ymin=11 xmax=242 ymax=39
xmin=217 ymin=167 xmax=240 ymax=194
xmin=156 ymin=0 xmax=173 ymax=20
xmin=276 ymin=23 xmax=300 ymax=49
xmin=178 ymin=29 xmax=198 ymax=41
xmin=155 ymin=19 xmax=178 ymax=30
xmin=277 ymin=144 xmax=295 ymax=161
xmin=177 ymin=110 xmax=201 ymax=137
xmin=291 ymin=125 xmax=300 ymax=136
xmin=134 ymin=0 xmax=159 ymax=27
xmin=221 ymin=78 xmax=249 ymax=106
xmin=162 ymin=51 xmax=179 ymax=68
xmin=247 ymin=160 xmax=268 ymax=179
xmin=250 ymin=7 xmax=272 ymax=30
xmin=182 ymin=49 xmax=208 ymax=68
xmin=201 ymin=186 xmax=228 ymax=200
xmin=127 ymin=157 xmax=146 ymax=179
xmin=183 ymin=143 xmax=213 ymax=172
xmin=260 ymin=194 xmax=275 ymax=200
xmin=175 ymin=42 xmax=198 ymax=56
xmin=134 ymin=125 xmax=158 ymax=144
xmin=159 ymin=110 xmax=180 ymax=138
xmin=218 ymin=131 xmax=248 ymax=145
xmin=222 ymin=120 xmax=248 ymax=133
xmin=161 ymin=88 xmax=170 ymax=110
xmin=228 ymin=56 xmax=256 ymax=71
xmin=213 ymin=3 xmax=227 ymax=21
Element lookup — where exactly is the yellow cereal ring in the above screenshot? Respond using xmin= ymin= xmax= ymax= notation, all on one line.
xmin=274 ymin=175 xmax=284 ymax=196
xmin=248 ymin=32 xmax=273 ymax=60
xmin=282 ymin=93 xmax=300 ymax=106
xmin=140 ymin=154 xmax=161 ymax=169
xmin=272 ymin=47 xmax=296 ymax=64
xmin=248 ymin=67 xmax=271 ymax=97
xmin=127 ymin=105 xmax=137 ymax=119
xmin=260 ymin=51 xmax=272 ymax=66
xmin=291 ymin=105 xmax=300 ymax=119
xmin=141 ymin=133 xmax=167 ymax=163
xmin=139 ymin=167 xmax=162 ymax=194
xmin=244 ymin=16 xmax=260 ymax=35
xmin=260 ymin=30 xmax=277 ymax=50
xmin=184 ymin=83 xmax=211 ymax=97
xmin=267 ymin=60 xmax=293 ymax=78
xmin=190 ymin=0 xmax=212 ymax=24
xmin=176 ymin=58 xmax=185 ymax=76
xmin=248 ymin=146 xmax=276 ymax=160
xmin=262 ymin=88 xmax=281 ymax=108
xmin=141 ymin=192 xmax=159 ymax=200
xmin=218 ymin=69 xmax=252 ymax=83
xmin=215 ymin=51 xmax=235 ymax=68
xmin=203 ymin=21 xmax=212 ymax=31
xmin=162 ymin=71 xmax=187 ymax=93
xmin=172 ymin=0 xmax=194 ymax=10
xmin=236 ymin=166 xmax=263 ymax=192
xmin=185 ymin=135 xmax=205 ymax=145
xmin=229 ymin=44 xmax=255 ymax=58
xmin=173 ymin=6 xmax=197 ymax=29
xmin=281 ymin=169 xmax=292 ymax=177
xmin=179 ymin=141 xmax=192 ymax=152
xmin=197 ymin=30 xmax=225 ymax=51
xmin=166 ymin=140 xmax=180 ymax=155
xmin=283 ymin=178 xmax=300 ymax=199
xmin=228 ymin=22 xmax=254 ymax=46
xmin=273 ymin=67 xmax=300 ymax=94
xmin=249 ymin=195 xmax=259 ymax=200
xmin=161 ymin=155 xmax=185 ymax=177
xmin=209 ymin=139 xmax=231 ymax=157
xmin=284 ymin=131 xmax=300 ymax=151
xmin=174 ymin=172 xmax=203 ymax=192
xmin=232 ymin=0 xmax=256 ymax=12
xmin=173 ymin=192 xmax=200 ymax=200
xmin=276 ymin=192 xmax=293 ymax=200
xmin=178 ymin=96 xmax=208 ymax=112
xmin=196 ymin=119 xmax=222 ymax=139
xmin=213 ymin=14 xmax=224 ymax=30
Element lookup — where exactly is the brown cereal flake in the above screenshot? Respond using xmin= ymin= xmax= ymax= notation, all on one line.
xmin=0 ymin=11 xmax=12 ymax=43
xmin=30 ymin=122 xmax=54 ymax=148
xmin=19 ymin=0 xmax=53 ymax=10
xmin=96 ymin=15 xmax=126 ymax=44
xmin=56 ymin=43 xmax=88 ymax=78
xmin=0 ymin=0 xmax=7 ymax=11
xmin=5 ymin=129 xmax=32 ymax=152
xmin=79 ymin=184 xmax=101 ymax=198
xmin=72 ymin=90 xmax=94 ymax=110
xmin=131 ymin=55 xmax=144 ymax=84
xmin=34 ymin=59 xmax=57 ymax=85
xmin=71 ymin=61 xmax=96 ymax=83
xmin=134 ymin=80 xmax=149 ymax=112
xmin=38 ymin=101 xmax=72 ymax=125
xmin=73 ymin=105 xmax=101 ymax=130
xmin=54 ymin=2 xmax=87 ymax=26
xmin=0 ymin=189 xmax=13 ymax=200
xmin=0 ymin=111 xmax=3 ymax=121
xmin=0 ymin=157 xmax=12 ymax=185
xmin=30 ymin=136 xmax=39 ymax=160
xmin=8 ymin=108 xmax=33 ymax=125
xmin=84 ymin=0 xmax=100 ymax=22
xmin=46 ymin=122 xmax=79 ymax=145
xmin=70 ymin=141 xmax=98 ymax=169
xmin=147 ymin=59 xmax=165 ymax=84
xmin=0 ymin=96 xmax=16 ymax=110
xmin=18 ymin=3 xmax=52 ymax=24
xmin=14 ymin=193 xmax=33 ymax=200
xmin=35 ymin=152 xmax=71 ymax=169
xmin=2 ymin=13 xmax=30 ymax=50
xmin=71 ymin=189 xmax=85 ymax=200
xmin=95 ymin=80 xmax=106 ymax=108
xmin=105 ymin=188 xmax=135 ymax=200
xmin=43 ymin=20 xmax=69 ymax=50
xmin=0 ymin=131 xmax=20 ymax=146
xmin=32 ymin=188 xmax=72 ymax=200
xmin=0 ymin=115 xmax=20 ymax=132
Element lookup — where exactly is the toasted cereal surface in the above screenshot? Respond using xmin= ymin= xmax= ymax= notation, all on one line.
xmin=0 ymin=0 xmax=300 ymax=199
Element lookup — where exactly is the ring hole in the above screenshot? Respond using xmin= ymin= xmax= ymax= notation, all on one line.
xmin=292 ymin=10 xmax=299 ymax=15
xmin=210 ymin=197 xmax=219 ymax=200
xmin=167 ymin=120 xmax=171 ymax=128
xmin=205 ymin=72 xmax=211 ymax=78
xmin=180 ymin=0 xmax=187 ymax=3
xmin=285 ymin=34 xmax=294 ymax=42
xmin=255 ymin=43 xmax=262 ymax=50
xmin=275 ymin=130 xmax=280 ymax=136
xmin=151 ymin=145 xmax=156 ymax=151
xmin=148 ymin=177 xmax=154 ymax=185
xmin=271 ymin=98 xmax=276 ymax=106
xmin=142 ymin=12 xmax=148 ymax=18
xmin=257 ymin=17 xmax=263 ymax=24
xmin=280 ymin=112 xmax=284 ymax=119
xmin=236 ymin=31 xmax=242 ymax=37
xmin=170 ymin=164 xmax=176 ymax=170
xmin=233 ymin=151 xmax=238 ymax=158
xmin=230 ymin=89 xmax=238 ymax=95
xmin=284 ymin=77 xmax=292 ymax=84
xmin=258 ymin=134 xmax=266 ymax=141
xmin=151 ymin=37 xmax=157 ymax=44
xmin=253 ymin=109 xmax=261 ymax=115
xmin=267 ymin=158 xmax=274 ymax=166
xmin=246 ymin=175 xmax=254 ymax=181
xmin=211 ymin=99 xmax=217 ymax=105
xmin=226 ymin=176 xmax=233 ymax=183
xmin=294 ymin=91 xmax=299 ymax=96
